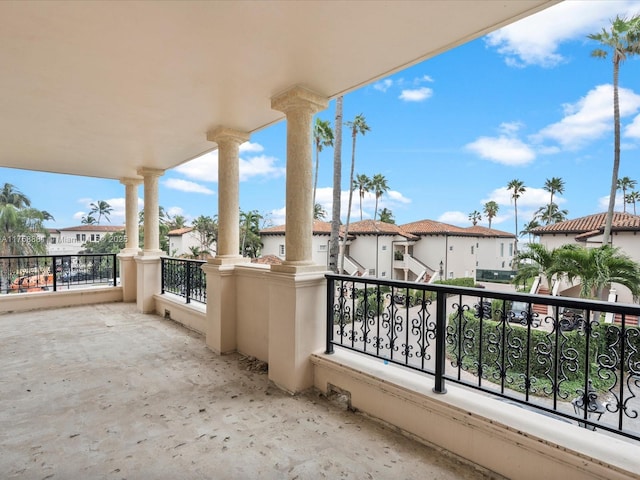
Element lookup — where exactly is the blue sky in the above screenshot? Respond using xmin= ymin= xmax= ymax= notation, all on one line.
xmin=3 ymin=0 xmax=640 ymax=234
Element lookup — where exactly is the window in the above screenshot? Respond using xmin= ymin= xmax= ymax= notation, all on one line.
xmin=471 ymin=246 xmax=474 ymax=255
xmin=381 ymin=271 xmax=386 ymax=277
xmin=381 ymin=245 xmax=387 ymax=251
xmin=81 ymin=234 xmax=86 ymax=241
xmin=319 ymin=244 xmax=327 ymax=252
xmin=502 ymin=261 xmax=505 ymax=268
xmin=96 ymin=234 xmax=101 ymax=241
xmin=76 ymin=234 xmax=81 ymax=241
xmin=90 ymin=234 xmax=96 ymax=241
xmin=278 ymin=244 xmax=285 ymax=256
xmin=368 ymin=268 xmax=376 ymax=276
xmin=500 ymin=243 xmax=504 ymax=257
xmin=476 ymin=261 xmax=479 ymax=266
xmin=509 ymin=243 xmax=513 ymax=256
xmin=50 ymin=238 xmax=56 ymax=244
xmin=449 ymin=246 xmax=453 ymax=251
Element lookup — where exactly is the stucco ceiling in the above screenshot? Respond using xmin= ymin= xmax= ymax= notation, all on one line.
xmin=0 ymin=1 xmax=557 ymax=180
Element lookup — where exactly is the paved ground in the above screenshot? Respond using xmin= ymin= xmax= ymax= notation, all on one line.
xmin=0 ymin=302 xmax=497 ymax=480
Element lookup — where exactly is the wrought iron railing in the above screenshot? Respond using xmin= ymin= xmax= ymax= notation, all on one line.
xmin=161 ymin=257 xmax=206 ymax=304
xmin=326 ymin=274 xmax=640 ymax=442
xmin=0 ymin=254 xmax=118 ymax=294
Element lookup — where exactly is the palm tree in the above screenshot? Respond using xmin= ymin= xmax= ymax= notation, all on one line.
xmin=192 ymin=214 xmax=218 ymax=254
xmin=378 ymin=208 xmax=395 ymax=224
xmin=370 ymin=173 xmax=389 ymax=221
xmin=519 ymin=219 xmax=541 ymax=244
xmin=468 ymin=210 xmax=481 ymax=226
xmin=81 ymin=214 xmax=97 ymax=225
xmin=617 ymin=176 xmax=637 ymax=213
xmin=314 ymin=203 xmax=327 ymax=220
xmin=0 ymin=183 xmax=31 ymax=208
xmin=535 ymin=203 xmax=568 ymax=225
xmin=515 ymin=243 xmax=559 ymax=290
xmin=166 ymin=214 xmax=187 ymax=231
xmin=507 ymin=179 xmax=526 ymax=255
xmin=312 ymin=118 xmax=334 ymax=210
xmin=550 ymin=244 xmax=640 ymax=302
xmin=483 ymin=201 xmax=499 ymax=229
xmin=89 ymin=200 xmax=113 ymax=224
xmin=329 ymin=96 xmax=343 ymax=273
xmin=626 ymin=190 xmax=640 ymax=214
xmin=340 ymin=113 xmax=370 ymax=274
xmin=353 ymin=173 xmax=371 ymax=221
xmin=544 ymin=177 xmax=565 ymax=206
xmin=240 ymin=209 xmax=262 ymax=258
xmin=588 ymin=15 xmax=640 ymax=244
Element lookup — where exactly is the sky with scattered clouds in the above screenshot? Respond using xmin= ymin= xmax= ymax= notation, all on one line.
xmin=2 ymin=0 xmax=640 ymax=235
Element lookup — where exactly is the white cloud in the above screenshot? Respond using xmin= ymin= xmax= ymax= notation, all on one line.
xmin=624 ymin=113 xmax=640 ymax=138
xmin=598 ymin=193 xmax=626 ymax=212
xmin=465 ymin=136 xmax=535 ymax=166
xmin=175 ymin=151 xmax=218 ymax=182
xmin=438 ymin=211 xmax=469 ymax=225
xmin=269 ymin=207 xmax=287 ymax=226
xmin=535 ymin=85 xmax=640 ymax=149
xmin=485 ymin=1 xmax=639 ymax=67
xmin=399 ymin=87 xmax=433 ymax=102
xmin=373 ymin=79 xmax=393 ymax=92
xmin=484 ymin=186 xmax=553 ymax=209
xmin=239 ymin=155 xmax=285 ymax=181
xmin=163 ymin=178 xmax=214 ymax=195
xmin=173 ymin=143 xmax=284 ymax=183
xmin=239 ymin=141 xmax=264 ymax=153
xmin=166 ymin=206 xmax=186 ymax=218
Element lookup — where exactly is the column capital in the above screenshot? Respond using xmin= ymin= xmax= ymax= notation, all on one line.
xmin=207 ymin=127 xmax=250 ymax=145
xmin=119 ymin=177 xmax=142 ymax=187
xmin=271 ymin=86 xmax=328 ymax=115
xmin=136 ymin=167 xmax=165 ymax=177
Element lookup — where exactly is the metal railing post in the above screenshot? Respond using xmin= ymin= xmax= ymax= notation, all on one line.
xmin=185 ymin=259 xmax=192 ymax=304
xmin=433 ymin=289 xmax=447 ymax=394
xmin=160 ymin=258 xmax=166 ymax=294
xmin=52 ymin=255 xmax=58 ymax=292
xmin=112 ymin=254 xmax=117 ymax=286
xmin=325 ymin=276 xmax=335 ymax=354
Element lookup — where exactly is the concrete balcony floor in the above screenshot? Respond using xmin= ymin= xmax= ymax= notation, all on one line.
xmin=0 ymin=302 xmax=494 ymax=480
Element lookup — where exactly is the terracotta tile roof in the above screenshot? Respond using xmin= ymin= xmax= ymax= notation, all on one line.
xmin=168 ymin=227 xmax=194 ymax=235
xmin=531 ymin=212 xmax=640 ymax=234
xmin=463 ymin=225 xmax=515 ymax=238
xmin=343 ymin=220 xmax=418 ymax=239
xmin=58 ymin=225 xmax=125 ymax=232
xmin=261 ymin=220 xmax=333 ymax=235
xmin=251 ymin=255 xmax=283 ymax=265
xmin=400 ymin=219 xmax=466 ymax=235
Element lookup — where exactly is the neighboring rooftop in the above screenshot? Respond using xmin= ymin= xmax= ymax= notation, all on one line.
xmin=531 ymin=212 xmax=640 ymax=235
xmin=57 ymin=225 xmax=125 ymax=232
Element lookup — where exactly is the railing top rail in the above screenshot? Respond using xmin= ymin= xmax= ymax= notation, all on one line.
xmin=161 ymin=256 xmax=206 ymax=265
xmin=0 ymin=253 xmax=116 ymax=259
xmin=325 ymin=273 xmax=640 ymax=315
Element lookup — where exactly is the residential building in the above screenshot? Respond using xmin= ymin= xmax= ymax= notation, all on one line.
xmin=48 ymin=225 xmax=125 ymax=255
xmin=261 ymin=220 xmax=333 ymax=267
xmin=532 ymin=212 xmax=640 ymax=303
xmin=167 ymin=227 xmax=216 ymax=258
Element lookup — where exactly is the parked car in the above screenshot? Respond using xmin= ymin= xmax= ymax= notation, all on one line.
xmin=60 ymin=271 xmax=93 ymax=282
xmin=559 ymin=308 xmax=585 ymax=331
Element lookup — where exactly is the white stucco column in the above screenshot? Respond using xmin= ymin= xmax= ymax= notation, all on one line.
xmin=206 ymin=127 xmax=250 ymax=265
xmin=202 ymin=127 xmax=250 ymax=354
xmin=271 ymin=86 xmax=328 ymax=272
xmin=135 ymin=167 xmax=164 ymax=313
xmin=137 ymin=167 xmax=164 ymax=256
xmin=118 ymin=177 xmax=141 ymax=303
xmin=120 ymin=178 xmax=141 ymax=253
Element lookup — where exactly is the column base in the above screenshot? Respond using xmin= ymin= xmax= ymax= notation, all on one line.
xmin=208 ymin=255 xmax=251 ymax=266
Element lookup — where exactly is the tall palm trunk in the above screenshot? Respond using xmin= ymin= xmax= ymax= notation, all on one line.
xmin=329 ymin=97 xmax=343 ymax=273
xmin=340 ymin=126 xmax=357 ymax=274
xmin=603 ymin=58 xmax=621 ymax=245
xmin=513 ymin=198 xmax=519 ymax=256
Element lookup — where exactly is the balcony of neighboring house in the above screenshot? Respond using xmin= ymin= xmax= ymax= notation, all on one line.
xmin=393 ymin=248 xmax=433 ymax=283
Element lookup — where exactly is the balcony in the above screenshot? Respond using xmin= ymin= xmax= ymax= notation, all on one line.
xmin=0 ymin=302 xmax=490 ymax=479
xmin=3 ymin=258 xmax=639 ymax=479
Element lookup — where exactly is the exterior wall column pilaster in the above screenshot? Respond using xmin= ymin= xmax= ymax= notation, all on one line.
xmin=118 ymin=177 xmax=141 ymax=302
xmin=135 ymin=167 xmax=164 ymax=313
xmin=265 ymin=86 xmax=329 ymax=393
xmin=271 ymin=86 xmax=328 ymax=272
xmin=202 ymin=127 xmax=250 ymax=354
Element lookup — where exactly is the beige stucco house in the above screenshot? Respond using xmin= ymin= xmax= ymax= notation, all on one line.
xmin=47 ymin=225 xmax=125 ymax=255
xmin=532 ymin=212 xmax=640 ymax=303
xmin=167 ymin=227 xmax=216 ymax=258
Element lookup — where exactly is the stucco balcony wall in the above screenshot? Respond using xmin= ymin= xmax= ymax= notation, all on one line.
xmin=0 ymin=287 xmax=123 ymax=313
xmin=311 ymin=349 xmax=639 ymax=480
xmin=235 ymin=264 xmax=270 ymax=363
xmin=154 ymin=293 xmax=206 ymax=335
